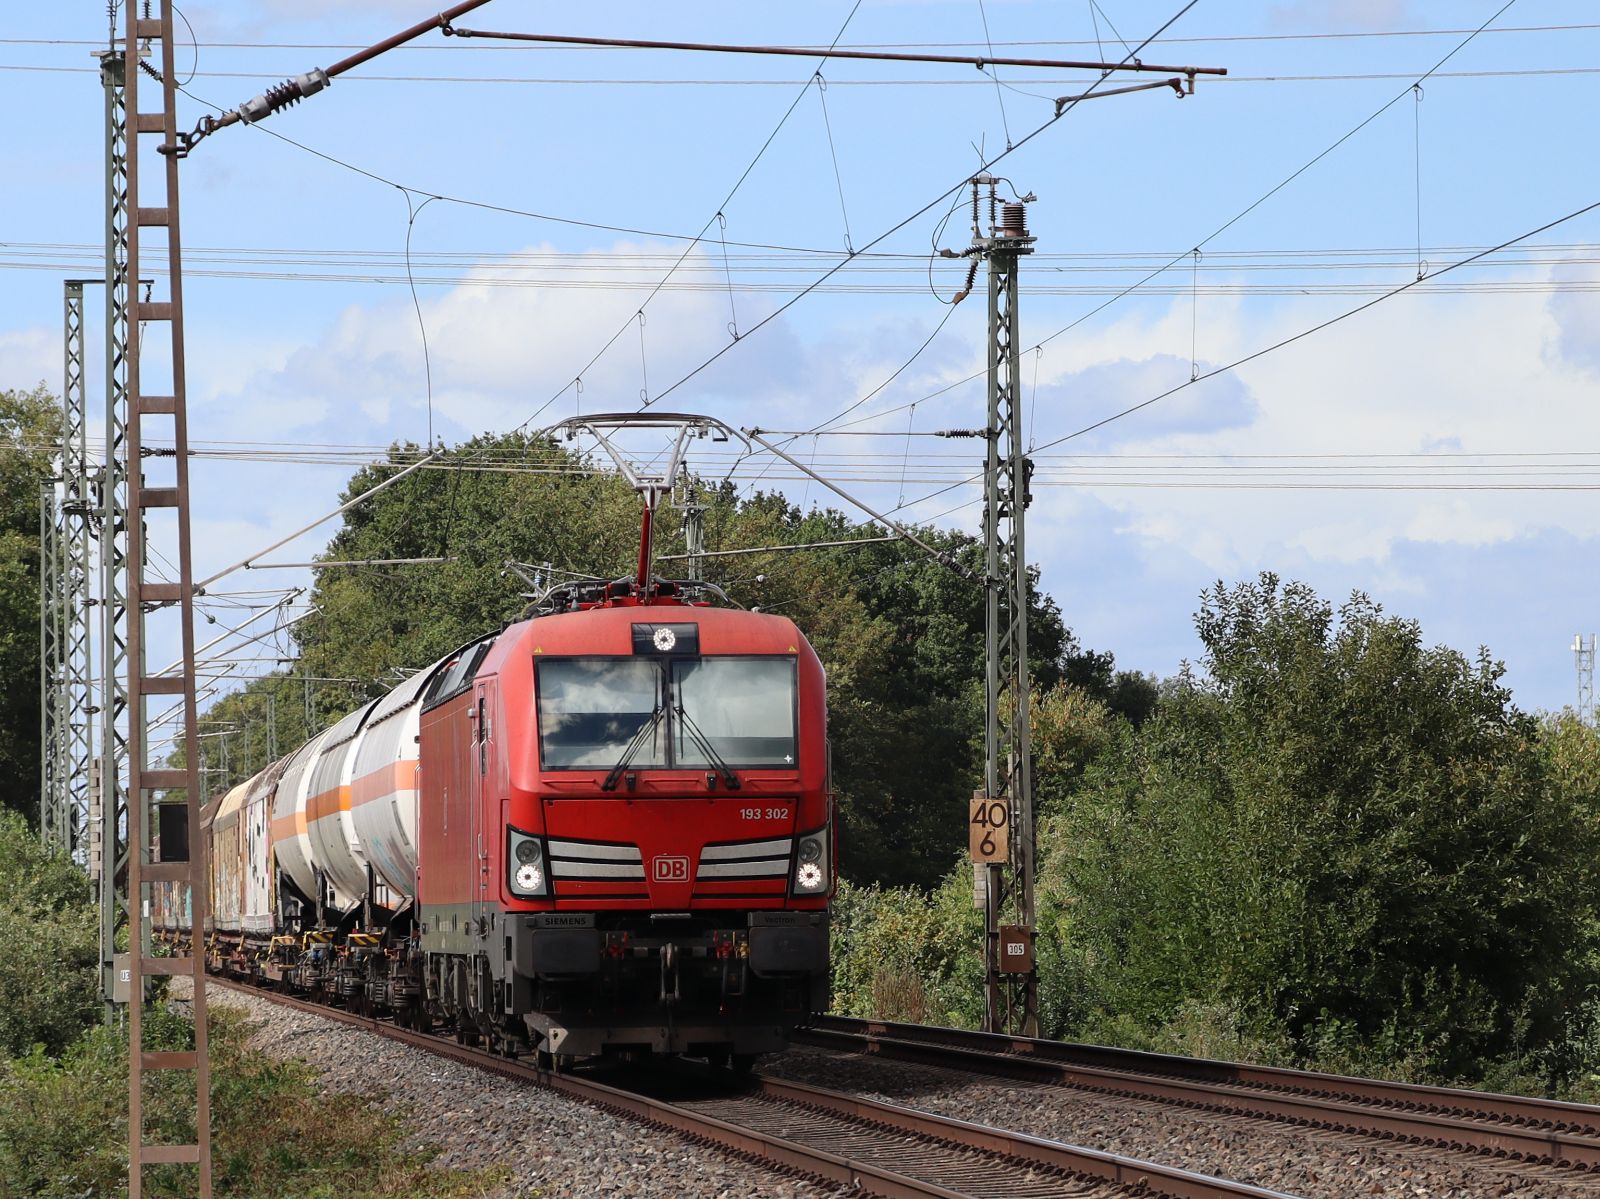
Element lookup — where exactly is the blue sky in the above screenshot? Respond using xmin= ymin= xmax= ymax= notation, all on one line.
xmin=4 ymin=1 xmax=1599 ymax=714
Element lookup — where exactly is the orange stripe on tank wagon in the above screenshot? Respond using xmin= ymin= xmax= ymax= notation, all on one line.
xmin=351 ymin=759 xmax=420 ymax=806
xmin=306 ymin=786 xmax=352 ymax=823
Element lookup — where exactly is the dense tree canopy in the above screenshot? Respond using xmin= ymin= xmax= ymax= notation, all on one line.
xmin=0 ymin=385 xmax=56 ymax=824
xmin=1039 ymin=575 xmax=1600 ymax=1078
xmin=826 ymin=575 xmax=1600 ymax=1091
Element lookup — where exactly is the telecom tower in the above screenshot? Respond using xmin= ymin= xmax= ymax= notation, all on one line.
xmin=1576 ymin=634 xmax=1596 ymax=726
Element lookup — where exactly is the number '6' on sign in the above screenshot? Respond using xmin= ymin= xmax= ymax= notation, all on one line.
xmin=969 ymin=791 xmax=1009 ymax=864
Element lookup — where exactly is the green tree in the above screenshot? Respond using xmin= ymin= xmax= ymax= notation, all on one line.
xmin=0 ymin=384 xmax=57 ymax=824
xmin=1043 ymin=574 xmax=1600 ymax=1079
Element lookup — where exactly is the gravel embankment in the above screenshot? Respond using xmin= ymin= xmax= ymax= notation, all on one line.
xmin=760 ymin=1044 xmax=1600 ymax=1199
xmin=189 ymin=981 xmax=844 ymax=1199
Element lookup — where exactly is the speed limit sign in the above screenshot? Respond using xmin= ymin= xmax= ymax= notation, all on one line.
xmin=969 ymin=791 xmax=1009 ymax=864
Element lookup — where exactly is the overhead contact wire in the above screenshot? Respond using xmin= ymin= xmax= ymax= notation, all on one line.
xmin=516 ymin=0 xmax=867 ymax=429
xmin=647 ymin=1 xmax=1204 ymax=415
xmin=878 ymin=191 xmax=1600 ymax=521
xmin=819 ymin=0 xmax=1520 ymax=439
xmin=402 ymin=189 xmax=439 ymax=446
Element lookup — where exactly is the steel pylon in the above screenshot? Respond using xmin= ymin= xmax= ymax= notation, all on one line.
xmin=39 ymin=281 xmax=99 ymax=857
xmin=119 ymin=2 xmax=213 ymax=1192
xmin=975 ymin=178 xmax=1040 ymax=1037
xmin=98 ymin=49 xmax=132 ymax=1022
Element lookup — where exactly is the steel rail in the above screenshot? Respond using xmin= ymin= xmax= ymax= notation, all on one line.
xmin=204 ymin=978 xmax=1291 ymax=1199
xmin=803 ymin=1015 xmax=1600 ymax=1170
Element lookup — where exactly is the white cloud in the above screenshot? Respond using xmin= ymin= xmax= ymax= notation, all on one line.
xmin=1023 ymin=284 xmax=1600 ymax=579
xmin=1547 ymin=266 xmax=1600 ymax=376
xmin=0 ymin=326 xmax=55 ymax=394
xmin=193 ymin=240 xmax=745 ymax=446
xmin=75 ymin=233 xmax=1598 ymax=712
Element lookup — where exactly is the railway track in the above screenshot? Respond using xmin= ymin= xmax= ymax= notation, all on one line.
xmin=206 ymin=978 xmax=1293 ymax=1199
xmin=801 ymin=1014 xmax=1600 ymax=1171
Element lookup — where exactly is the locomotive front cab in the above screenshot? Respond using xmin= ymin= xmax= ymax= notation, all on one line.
xmin=491 ymin=603 xmax=833 ymax=1061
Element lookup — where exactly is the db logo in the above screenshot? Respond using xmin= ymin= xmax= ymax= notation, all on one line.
xmin=653 ymin=855 xmax=690 ymax=882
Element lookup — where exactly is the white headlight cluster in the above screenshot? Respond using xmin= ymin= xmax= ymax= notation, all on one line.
xmin=792 ymin=828 xmax=830 ymax=895
xmin=507 ymin=827 xmax=548 ymax=897
xmin=515 ymin=862 xmax=544 ymax=892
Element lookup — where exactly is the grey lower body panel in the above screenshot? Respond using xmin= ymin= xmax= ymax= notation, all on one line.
xmin=505 ymin=910 xmax=829 ymax=1057
xmin=525 ymin=1011 xmax=791 ymax=1057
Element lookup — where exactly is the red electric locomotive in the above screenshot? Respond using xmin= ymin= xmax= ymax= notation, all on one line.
xmin=415 ymin=594 xmax=833 ymax=1064
xmin=188 ymin=415 xmax=834 ymax=1067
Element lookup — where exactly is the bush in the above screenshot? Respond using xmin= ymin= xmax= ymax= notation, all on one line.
xmin=0 ymin=810 xmax=100 ymax=1057
xmin=1040 ymin=576 xmax=1600 ymax=1081
xmin=830 ymin=875 xmax=985 ymax=1029
xmin=832 ymin=579 xmax=1600 ymax=1097
xmin=0 ymin=1002 xmax=504 ymax=1199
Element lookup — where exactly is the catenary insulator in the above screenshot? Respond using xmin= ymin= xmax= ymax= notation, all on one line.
xmin=239 ymin=68 xmax=330 ymax=124
xmin=1001 ymin=202 xmax=1029 ymax=238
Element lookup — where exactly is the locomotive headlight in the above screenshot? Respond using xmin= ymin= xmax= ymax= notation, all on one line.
xmin=515 ymin=862 xmax=544 ymax=892
xmin=507 ymin=827 xmax=548 ymax=897
xmin=791 ymin=825 xmax=830 ymax=895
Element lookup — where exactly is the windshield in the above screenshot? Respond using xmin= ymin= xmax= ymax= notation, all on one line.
xmin=537 ymin=658 xmax=665 ymax=770
xmin=536 ymin=656 xmax=798 ymax=771
xmin=674 ymin=658 xmax=797 ymax=767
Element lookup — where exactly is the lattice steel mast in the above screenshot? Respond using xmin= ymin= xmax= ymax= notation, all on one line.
xmin=973 ymin=176 xmax=1039 ymax=1037
xmin=39 ymin=282 xmax=100 ymax=856
xmin=38 ymin=474 xmax=65 ymax=845
xmin=98 ymin=47 xmax=132 ymax=1020
xmin=1577 ymin=634 xmax=1596 ymax=726
xmin=121 ymin=2 xmax=212 ymax=1191
xmin=62 ymin=283 xmax=98 ymax=857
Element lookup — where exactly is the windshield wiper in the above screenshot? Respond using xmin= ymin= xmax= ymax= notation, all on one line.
xmin=601 ymin=706 xmax=664 ymax=791
xmin=675 ymin=701 xmax=741 ymax=790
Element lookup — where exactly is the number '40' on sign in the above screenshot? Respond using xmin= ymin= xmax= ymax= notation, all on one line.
xmin=969 ymin=791 xmax=1009 ymax=864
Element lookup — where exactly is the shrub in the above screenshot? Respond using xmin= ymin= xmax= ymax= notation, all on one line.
xmin=830 ymin=874 xmax=985 ymax=1029
xmin=0 ymin=1002 xmax=504 ymax=1199
xmin=0 ymin=810 xmax=100 ymax=1057
xmin=1040 ymin=576 xmax=1600 ymax=1080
